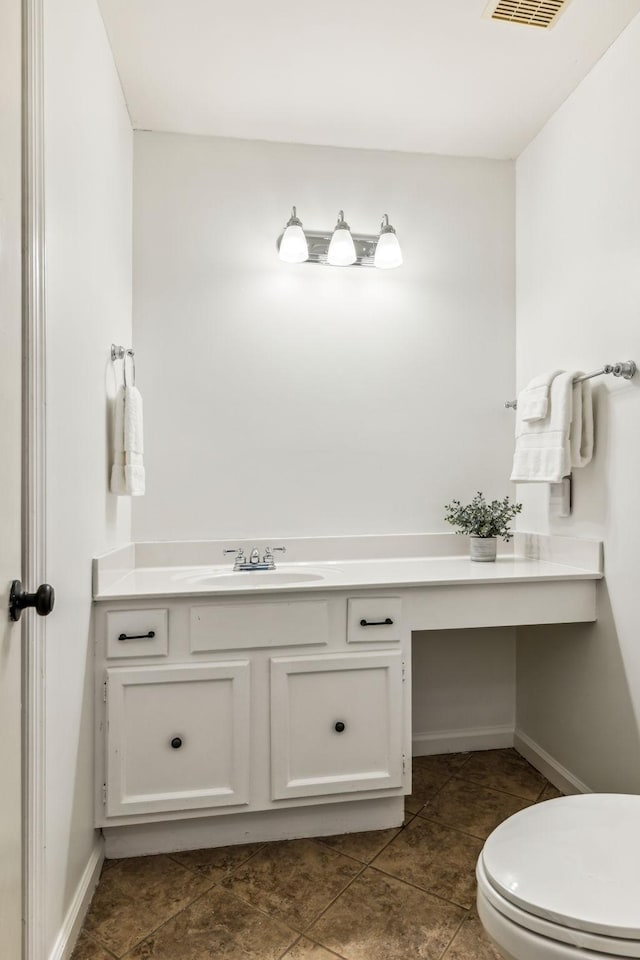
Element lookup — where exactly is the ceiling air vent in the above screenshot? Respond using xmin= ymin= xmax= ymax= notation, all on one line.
xmin=483 ymin=0 xmax=574 ymax=29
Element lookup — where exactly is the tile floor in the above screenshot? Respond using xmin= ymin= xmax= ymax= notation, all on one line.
xmin=73 ymin=749 xmax=564 ymax=960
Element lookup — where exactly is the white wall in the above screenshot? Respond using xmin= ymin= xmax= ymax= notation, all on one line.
xmin=132 ymin=132 xmax=518 ymax=752
xmin=44 ymin=0 xmax=132 ymax=951
xmin=515 ymin=13 xmax=640 ymax=791
xmin=412 ymin=629 xmax=515 ymax=754
xmin=132 ymin=132 xmax=516 ymax=542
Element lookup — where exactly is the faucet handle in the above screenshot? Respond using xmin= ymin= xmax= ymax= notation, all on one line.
xmin=223 ymin=547 xmax=246 ymax=571
xmin=263 ymin=546 xmax=286 ymax=567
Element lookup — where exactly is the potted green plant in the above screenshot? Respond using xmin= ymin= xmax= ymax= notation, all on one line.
xmin=444 ymin=492 xmax=523 ymax=562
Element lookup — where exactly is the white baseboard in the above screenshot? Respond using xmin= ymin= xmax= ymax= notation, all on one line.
xmin=104 ymin=796 xmax=404 ymax=859
xmin=48 ymin=837 xmax=104 ymax=960
xmin=514 ymin=729 xmax=591 ymax=796
xmin=412 ymin=725 xmax=514 ymax=756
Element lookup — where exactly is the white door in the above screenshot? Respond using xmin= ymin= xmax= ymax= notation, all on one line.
xmin=0 ymin=0 xmax=24 ymax=954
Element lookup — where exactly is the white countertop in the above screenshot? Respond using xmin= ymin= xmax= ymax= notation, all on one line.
xmin=93 ymin=553 xmax=602 ymax=602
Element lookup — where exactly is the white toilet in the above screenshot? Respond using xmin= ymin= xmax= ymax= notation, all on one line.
xmin=476 ymin=793 xmax=640 ymax=960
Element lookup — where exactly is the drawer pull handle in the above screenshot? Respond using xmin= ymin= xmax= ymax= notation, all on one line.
xmin=118 ymin=630 xmax=156 ymax=642
xmin=334 ymin=721 xmax=346 ymax=733
xmin=359 ymin=618 xmax=393 ymax=627
xmin=170 ymin=737 xmax=183 ymax=749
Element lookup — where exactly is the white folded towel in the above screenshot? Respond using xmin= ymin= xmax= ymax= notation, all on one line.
xmin=110 ymin=385 xmax=145 ymax=496
xmin=510 ymin=371 xmax=574 ymax=482
xmin=518 ymin=370 xmax=564 ymax=422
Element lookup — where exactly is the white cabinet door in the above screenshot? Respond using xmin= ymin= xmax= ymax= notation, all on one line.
xmin=105 ymin=661 xmax=250 ymax=816
xmin=271 ymin=651 xmax=404 ymax=800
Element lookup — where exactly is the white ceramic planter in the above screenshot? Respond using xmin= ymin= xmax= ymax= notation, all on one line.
xmin=470 ymin=536 xmax=497 ymax=562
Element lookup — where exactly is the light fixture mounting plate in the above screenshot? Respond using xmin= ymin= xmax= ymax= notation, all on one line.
xmin=278 ymin=230 xmax=379 ymax=267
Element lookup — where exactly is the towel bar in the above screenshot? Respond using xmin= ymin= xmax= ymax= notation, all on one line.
xmin=505 ymin=360 xmax=636 ymax=409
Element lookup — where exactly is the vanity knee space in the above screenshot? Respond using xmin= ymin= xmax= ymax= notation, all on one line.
xmin=95 ymin=593 xmax=410 ymax=832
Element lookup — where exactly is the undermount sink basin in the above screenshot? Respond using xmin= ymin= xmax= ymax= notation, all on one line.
xmin=193 ymin=571 xmax=326 ymax=587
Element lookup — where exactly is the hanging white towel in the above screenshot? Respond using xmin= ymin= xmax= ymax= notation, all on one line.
xmin=518 ymin=369 xmax=563 ymax=422
xmin=110 ymin=385 xmax=145 ymax=496
xmin=510 ymin=371 xmax=574 ymax=482
xmin=110 ymin=386 xmax=126 ymax=494
xmin=570 ymin=378 xmax=594 ymax=469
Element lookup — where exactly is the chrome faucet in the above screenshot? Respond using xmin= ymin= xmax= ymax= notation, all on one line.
xmin=223 ymin=546 xmax=286 ymax=571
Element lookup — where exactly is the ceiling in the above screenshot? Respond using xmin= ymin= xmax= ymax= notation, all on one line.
xmin=97 ymin=0 xmax=640 ymax=159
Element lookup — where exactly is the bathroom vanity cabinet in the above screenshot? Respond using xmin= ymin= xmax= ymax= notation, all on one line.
xmin=95 ymin=593 xmax=410 ymax=828
xmin=93 ymin=533 xmax=602 ymax=855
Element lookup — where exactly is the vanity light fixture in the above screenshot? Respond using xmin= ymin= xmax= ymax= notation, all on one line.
xmin=327 ymin=210 xmax=357 ymax=266
xmin=277 ymin=208 xmax=402 ymax=268
xmin=278 ymin=206 xmax=309 ymax=263
xmin=374 ymin=214 xmax=403 ymax=269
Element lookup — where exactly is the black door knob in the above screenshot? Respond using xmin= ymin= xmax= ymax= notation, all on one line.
xmin=170 ymin=737 xmax=183 ymax=749
xmin=9 ymin=580 xmax=55 ymax=622
xmin=334 ymin=721 xmax=346 ymax=733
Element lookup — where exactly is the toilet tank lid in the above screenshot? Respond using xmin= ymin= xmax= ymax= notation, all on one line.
xmin=481 ymin=794 xmax=640 ymax=940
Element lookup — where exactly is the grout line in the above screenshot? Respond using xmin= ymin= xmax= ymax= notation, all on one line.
xmin=533 ymin=781 xmax=548 ymax=802
xmin=312 ymin=836 xmax=373 ymax=866
xmin=369 ymin=860 xmax=476 ymax=912
xmin=166 ymin=842 xmax=266 ymax=881
xmin=77 ymin=931 xmax=120 ymax=959
xmin=412 ymin=806 xmax=492 ymax=843
xmin=213 ymin=882 xmax=313 ymax=940
xmin=299 ymin=862 xmax=368 ymax=936
xmin=406 ymin=772 xmax=456 ymax=814
xmin=447 ymin=773 xmax=540 ymax=804
xmin=120 ymin=884 xmax=301 ymax=957
xmin=296 ymin=932 xmax=350 ymax=960
xmin=412 ymin=809 xmax=489 ymax=841
xmin=313 ymin=821 xmax=407 ymax=867
xmin=365 ymin=865 xmax=473 ymax=913
xmin=104 ymin=877 xmax=220 ymax=958
xmin=534 ymin=778 xmax=560 ymax=802
xmin=440 ymin=908 xmax=472 ymax=960
xmin=276 ymin=934 xmax=303 ymax=960
xmin=457 ymin=752 xmax=472 ymax=768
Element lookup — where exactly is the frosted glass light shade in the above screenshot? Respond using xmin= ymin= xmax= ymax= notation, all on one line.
xmin=374 ymin=231 xmax=403 ymax=269
xmin=279 ymin=223 xmax=308 ymax=263
xmin=327 ymin=227 xmax=357 ymax=266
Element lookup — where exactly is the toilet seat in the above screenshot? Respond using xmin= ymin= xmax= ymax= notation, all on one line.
xmin=477 ymin=856 xmax=640 ymax=958
xmin=478 ymin=794 xmax=640 ymax=959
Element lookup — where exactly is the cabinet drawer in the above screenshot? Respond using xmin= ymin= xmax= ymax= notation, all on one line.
xmin=347 ymin=597 xmax=402 ymax=644
xmin=105 ymin=662 xmax=250 ymax=816
xmin=190 ymin=600 xmax=329 ymax=652
xmin=270 ymin=651 xmax=404 ymax=800
xmin=106 ymin=609 xmax=168 ymax=659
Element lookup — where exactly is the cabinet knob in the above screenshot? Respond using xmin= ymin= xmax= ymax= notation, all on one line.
xmin=170 ymin=736 xmax=183 ymax=749
xmin=334 ymin=721 xmax=346 ymax=733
